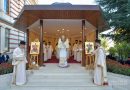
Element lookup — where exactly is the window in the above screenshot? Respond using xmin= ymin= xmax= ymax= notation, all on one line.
xmin=0 ymin=27 xmax=1 ymax=53
xmin=5 ymin=28 xmax=10 ymax=51
xmin=4 ymin=0 xmax=9 ymax=14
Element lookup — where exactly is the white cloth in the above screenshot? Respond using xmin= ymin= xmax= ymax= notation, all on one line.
xmin=47 ymin=45 xmax=53 ymax=59
xmin=58 ymin=38 xmax=69 ymax=67
xmin=73 ymin=44 xmax=78 ymax=60
xmin=76 ymin=44 xmax=82 ymax=62
xmin=93 ymin=46 xmax=108 ymax=85
xmin=43 ymin=44 xmax=48 ymax=61
xmin=12 ymin=47 xmax=27 ymax=85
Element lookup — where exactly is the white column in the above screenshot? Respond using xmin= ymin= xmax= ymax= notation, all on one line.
xmin=0 ymin=26 xmax=1 ymax=53
xmin=0 ymin=26 xmax=5 ymax=53
xmin=0 ymin=0 xmax=4 ymax=12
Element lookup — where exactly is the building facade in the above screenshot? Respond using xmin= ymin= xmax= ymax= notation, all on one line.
xmin=7 ymin=0 xmax=38 ymax=18
xmin=0 ymin=0 xmax=38 ymax=57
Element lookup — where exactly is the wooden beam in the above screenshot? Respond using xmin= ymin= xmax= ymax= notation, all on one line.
xmin=82 ymin=20 xmax=86 ymax=66
xmin=26 ymin=29 xmax=30 ymax=68
xmin=39 ymin=20 xmax=43 ymax=66
xmin=96 ymin=29 xmax=98 ymax=39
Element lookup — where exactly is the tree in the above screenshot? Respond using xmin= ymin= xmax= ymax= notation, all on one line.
xmin=99 ymin=36 xmax=109 ymax=51
xmin=96 ymin=0 xmax=130 ymax=42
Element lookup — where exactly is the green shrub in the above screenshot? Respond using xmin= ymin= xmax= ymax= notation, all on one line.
xmin=107 ymin=59 xmax=130 ymax=76
xmin=0 ymin=63 xmax=13 ymax=75
xmin=108 ymin=41 xmax=130 ymax=62
xmin=108 ymin=47 xmax=116 ymax=57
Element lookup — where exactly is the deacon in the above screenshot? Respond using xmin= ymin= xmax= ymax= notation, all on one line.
xmin=47 ymin=42 xmax=53 ymax=60
xmin=12 ymin=41 xmax=28 ymax=85
xmin=73 ymin=40 xmax=78 ymax=60
xmin=76 ymin=41 xmax=82 ymax=62
xmin=92 ymin=39 xmax=108 ymax=86
xmin=55 ymin=43 xmax=59 ymax=59
xmin=58 ymin=35 xmax=69 ymax=67
xmin=67 ymin=43 xmax=72 ymax=59
xmin=43 ymin=42 xmax=48 ymax=61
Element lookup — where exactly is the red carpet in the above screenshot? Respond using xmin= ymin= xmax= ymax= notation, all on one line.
xmin=44 ymin=56 xmax=80 ymax=63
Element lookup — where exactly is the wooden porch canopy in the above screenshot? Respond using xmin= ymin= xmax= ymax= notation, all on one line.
xmin=14 ymin=5 xmax=108 ymax=31
xmin=13 ymin=4 xmax=108 ymax=67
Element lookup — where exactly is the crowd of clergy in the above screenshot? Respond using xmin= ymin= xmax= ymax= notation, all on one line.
xmin=11 ymin=39 xmax=108 ymax=86
xmin=42 ymin=40 xmax=83 ymax=62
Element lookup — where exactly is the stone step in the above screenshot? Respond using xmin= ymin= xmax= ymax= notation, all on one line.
xmin=27 ymin=76 xmax=127 ymax=86
xmin=10 ymin=64 xmax=115 ymax=90
xmin=33 ymin=72 xmax=93 ymax=76
xmin=28 ymin=74 xmax=92 ymax=79
xmin=29 ymin=70 xmax=90 ymax=74
xmin=28 ymin=75 xmax=92 ymax=79
xmin=19 ymin=82 xmax=96 ymax=87
xmin=11 ymin=86 xmax=113 ymax=90
xmin=33 ymin=69 xmax=90 ymax=73
xmin=28 ymin=78 xmax=92 ymax=83
xmin=28 ymin=73 xmax=93 ymax=82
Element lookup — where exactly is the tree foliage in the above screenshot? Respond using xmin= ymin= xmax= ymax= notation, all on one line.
xmin=96 ymin=0 xmax=130 ymax=42
xmin=100 ymin=36 xmax=109 ymax=51
xmin=108 ymin=41 xmax=130 ymax=61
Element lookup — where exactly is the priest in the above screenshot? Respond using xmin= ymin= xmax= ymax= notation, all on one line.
xmin=76 ymin=41 xmax=82 ymax=62
xmin=58 ymin=35 xmax=69 ymax=67
xmin=47 ymin=42 xmax=53 ymax=60
xmin=92 ymin=39 xmax=108 ymax=86
xmin=55 ymin=43 xmax=59 ymax=59
xmin=73 ymin=40 xmax=78 ymax=60
xmin=12 ymin=41 xmax=28 ymax=85
xmin=43 ymin=42 xmax=48 ymax=62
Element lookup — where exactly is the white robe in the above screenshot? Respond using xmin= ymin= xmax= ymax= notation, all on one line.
xmin=76 ymin=44 xmax=82 ymax=62
xmin=12 ymin=47 xmax=27 ymax=85
xmin=43 ymin=44 xmax=48 ymax=61
xmin=58 ymin=38 xmax=69 ymax=67
xmin=47 ymin=45 xmax=53 ymax=59
xmin=69 ymin=45 xmax=72 ymax=57
xmin=93 ymin=47 xmax=108 ymax=85
xmin=73 ymin=44 xmax=78 ymax=60
xmin=67 ymin=45 xmax=71 ymax=59
xmin=55 ymin=45 xmax=59 ymax=59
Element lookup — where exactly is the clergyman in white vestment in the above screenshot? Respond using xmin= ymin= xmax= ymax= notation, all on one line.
xmin=76 ymin=41 xmax=82 ymax=62
xmin=55 ymin=43 xmax=59 ymax=59
xmin=67 ymin=43 xmax=72 ymax=59
xmin=12 ymin=41 xmax=28 ymax=85
xmin=43 ymin=42 xmax=48 ymax=62
xmin=58 ymin=35 xmax=69 ymax=67
xmin=47 ymin=42 xmax=53 ymax=60
xmin=73 ymin=40 xmax=78 ymax=60
xmin=92 ymin=39 xmax=108 ymax=86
